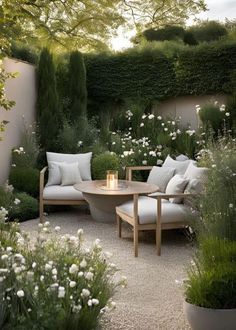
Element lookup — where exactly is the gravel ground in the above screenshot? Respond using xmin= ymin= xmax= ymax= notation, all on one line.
xmin=21 ymin=208 xmax=193 ymax=330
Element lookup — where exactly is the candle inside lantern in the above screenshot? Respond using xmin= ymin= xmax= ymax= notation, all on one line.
xmin=106 ymin=170 xmax=118 ymax=190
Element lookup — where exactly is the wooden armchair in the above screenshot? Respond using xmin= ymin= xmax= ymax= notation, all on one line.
xmin=116 ymin=166 xmax=195 ymax=257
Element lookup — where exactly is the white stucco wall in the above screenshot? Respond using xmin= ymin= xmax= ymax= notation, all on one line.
xmin=153 ymin=94 xmax=227 ymax=129
xmin=0 ymin=58 xmax=37 ymax=184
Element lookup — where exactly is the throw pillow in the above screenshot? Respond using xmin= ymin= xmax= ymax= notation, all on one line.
xmin=163 ymin=155 xmax=195 ymax=175
xmin=184 ymin=162 xmax=208 ymax=181
xmin=46 ymin=161 xmax=65 ymax=186
xmin=59 ymin=162 xmax=82 ymax=186
xmin=185 ymin=178 xmax=203 ymax=195
xmin=147 ymin=166 xmax=175 ymax=192
xmin=46 ymin=152 xmax=92 ymax=180
xmin=165 ymin=174 xmax=189 ymax=203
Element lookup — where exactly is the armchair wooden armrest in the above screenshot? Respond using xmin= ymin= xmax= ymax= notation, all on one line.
xmin=154 ymin=192 xmax=195 ymax=200
xmin=40 ymin=166 xmax=48 ymax=209
xmin=126 ymin=166 xmax=153 ymax=181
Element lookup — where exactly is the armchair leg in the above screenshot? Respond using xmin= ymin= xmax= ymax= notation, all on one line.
xmin=39 ymin=200 xmax=44 ymax=224
xmin=117 ymin=214 xmax=122 ymax=238
xmin=156 ymin=225 xmax=161 ymax=256
xmin=134 ymin=227 xmax=138 ymax=257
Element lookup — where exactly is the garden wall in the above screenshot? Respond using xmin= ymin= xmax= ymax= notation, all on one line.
xmin=154 ymin=94 xmax=227 ymax=129
xmin=0 ymin=58 xmax=37 ymax=184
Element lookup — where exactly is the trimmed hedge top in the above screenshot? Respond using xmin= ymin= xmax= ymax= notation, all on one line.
xmin=85 ymin=42 xmax=236 ymax=101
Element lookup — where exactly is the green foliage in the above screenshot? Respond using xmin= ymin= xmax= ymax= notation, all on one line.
xmin=185 ymin=238 xmax=236 ymax=309
xmin=185 ymin=137 xmax=236 ymax=309
xmin=198 ymin=102 xmax=225 ymax=134
xmin=68 ymin=51 xmax=87 ymax=122
xmin=37 ymin=48 xmax=59 ymax=151
xmin=143 ymin=26 xmax=185 ymax=42
xmin=197 ymin=137 xmax=236 ymax=240
xmin=10 ymin=42 xmax=38 ymax=64
xmin=0 ymin=221 xmax=124 ymax=329
xmin=11 ymin=122 xmax=39 ymax=168
xmin=57 ymin=119 xmax=98 ymax=154
xmin=189 ymin=20 xmax=228 ymax=43
xmin=9 ymin=192 xmax=38 ymax=221
xmin=9 ymin=167 xmax=40 ymax=198
xmin=92 ymin=153 xmax=120 ymax=180
xmin=86 ymin=42 xmax=236 ymax=102
xmin=183 ymin=31 xmax=198 ymax=45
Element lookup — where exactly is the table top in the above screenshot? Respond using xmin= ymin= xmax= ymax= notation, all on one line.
xmin=74 ymin=180 xmax=158 ymax=196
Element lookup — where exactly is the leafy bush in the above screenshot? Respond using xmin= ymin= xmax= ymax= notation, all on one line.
xmin=143 ymin=26 xmax=185 ymax=42
xmin=92 ymin=153 xmax=120 ymax=180
xmin=185 ymin=238 xmax=236 ymax=309
xmin=0 ymin=219 xmax=126 ymax=329
xmin=10 ymin=42 xmax=38 ymax=64
xmin=198 ymin=102 xmax=226 ymax=134
xmin=185 ymin=137 xmax=236 ymax=309
xmin=188 ymin=21 xmax=228 ymax=43
xmin=11 ymin=122 xmax=39 ymax=168
xmin=9 ymin=167 xmax=40 ymax=198
xmin=10 ymin=192 xmax=38 ymax=221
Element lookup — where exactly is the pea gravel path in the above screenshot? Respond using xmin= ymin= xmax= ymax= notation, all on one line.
xmin=21 ymin=208 xmax=193 ymax=330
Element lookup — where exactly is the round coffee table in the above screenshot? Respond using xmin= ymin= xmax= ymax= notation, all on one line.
xmin=74 ymin=180 xmax=158 ymax=222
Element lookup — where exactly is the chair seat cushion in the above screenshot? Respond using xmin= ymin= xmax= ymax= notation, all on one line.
xmin=117 ymin=196 xmax=191 ymax=225
xmin=43 ymin=185 xmax=84 ymax=200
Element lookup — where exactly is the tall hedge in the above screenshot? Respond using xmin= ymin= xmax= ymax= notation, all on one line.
xmin=86 ymin=50 xmax=176 ymax=101
xmin=85 ymin=42 xmax=236 ymax=102
xmin=37 ymin=48 xmax=59 ymax=150
xmin=68 ymin=51 xmax=87 ymax=121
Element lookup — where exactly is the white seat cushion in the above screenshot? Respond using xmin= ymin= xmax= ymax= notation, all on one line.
xmin=117 ymin=196 xmax=191 ymax=225
xmin=43 ymin=185 xmax=84 ymax=200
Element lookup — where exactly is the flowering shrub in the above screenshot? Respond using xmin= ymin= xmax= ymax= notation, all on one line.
xmin=0 ymin=219 xmax=126 ymax=329
xmin=110 ymin=110 xmax=200 ymax=169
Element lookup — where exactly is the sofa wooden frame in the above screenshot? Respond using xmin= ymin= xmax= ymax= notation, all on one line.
xmin=116 ymin=166 xmax=194 ymax=257
xmin=39 ymin=167 xmax=87 ymax=223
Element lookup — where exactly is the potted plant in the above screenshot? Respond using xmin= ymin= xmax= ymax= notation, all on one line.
xmin=184 ymin=137 xmax=236 ymax=330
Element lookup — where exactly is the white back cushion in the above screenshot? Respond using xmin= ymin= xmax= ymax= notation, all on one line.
xmin=163 ymin=155 xmax=195 ymax=175
xmin=184 ymin=162 xmax=208 ymax=181
xmin=46 ymin=152 xmax=92 ymax=180
xmin=47 ymin=161 xmax=65 ymax=186
xmin=59 ymin=162 xmax=82 ymax=186
xmin=147 ymin=166 xmax=175 ymax=192
xmin=165 ymin=174 xmax=189 ymax=204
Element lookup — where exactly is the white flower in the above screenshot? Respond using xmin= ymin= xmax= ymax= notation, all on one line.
xmin=78 ymin=271 xmax=84 ymax=277
xmin=142 ymin=160 xmax=147 ymax=165
xmin=186 ymin=130 xmax=195 ymax=136
xmin=1 ymin=255 xmax=8 ymax=261
xmin=80 ymin=259 xmax=87 ymax=268
xmin=148 ymin=114 xmax=154 ymax=119
xmin=17 ymin=290 xmax=24 ymax=298
xmin=6 ymin=247 xmax=13 ymax=253
xmin=0 ymin=207 xmax=8 ymax=222
xmin=156 ymin=159 xmax=163 ymax=165
xmin=73 ymin=305 xmax=82 ymax=313
xmin=225 ymin=112 xmax=230 ymax=117
xmin=14 ymin=198 xmax=21 ymax=205
xmin=140 ymin=122 xmax=144 ymax=127
xmin=77 ymin=140 xmax=83 ymax=147
xmin=229 ymin=204 xmax=234 ymax=208
xmin=112 ymin=141 xmax=116 ymax=145
xmin=52 ymin=268 xmax=57 ymax=275
xmin=81 ymin=288 xmax=90 ymax=297
xmin=19 ymin=147 xmax=24 ymax=152
xmin=157 ymin=116 xmax=162 ymax=120
xmin=69 ymin=281 xmax=76 ymax=288
xmin=142 ymin=114 xmax=147 ymax=119
xmin=58 ymin=286 xmax=65 ymax=298
xmin=77 ymin=229 xmax=84 ymax=237
xmin=40 ymin=275 xmax=44 ymax=282
xmin=44 ymin=221 xmax=50 ymax=227
xmin=85 ymin=272 xmax=94 ymax=281
xmin=54 ymin=226 xmax=61 ymax=232
xmin=92 ymin=298 xmax=99 ymax=305
xmin=45 ymin=263 xmax=52 ymax=272
xmin=164 ymin=127 xmax=168 ymax=131
xmin=212 ymin=164 xmax=216 ymax=168
xmin=220 ymin=104 xmax=225 ymax=112
xmin=88 ymin=299 xmax=93 ymax=307
xmin=69 ymin=264 xmax=79 ymax=274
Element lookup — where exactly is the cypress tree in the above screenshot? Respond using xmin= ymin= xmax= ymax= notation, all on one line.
xmin=37 ymin=48 xmax=59 ymax=151
xmin=68 ymin=51 xmax=87 ymax=123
